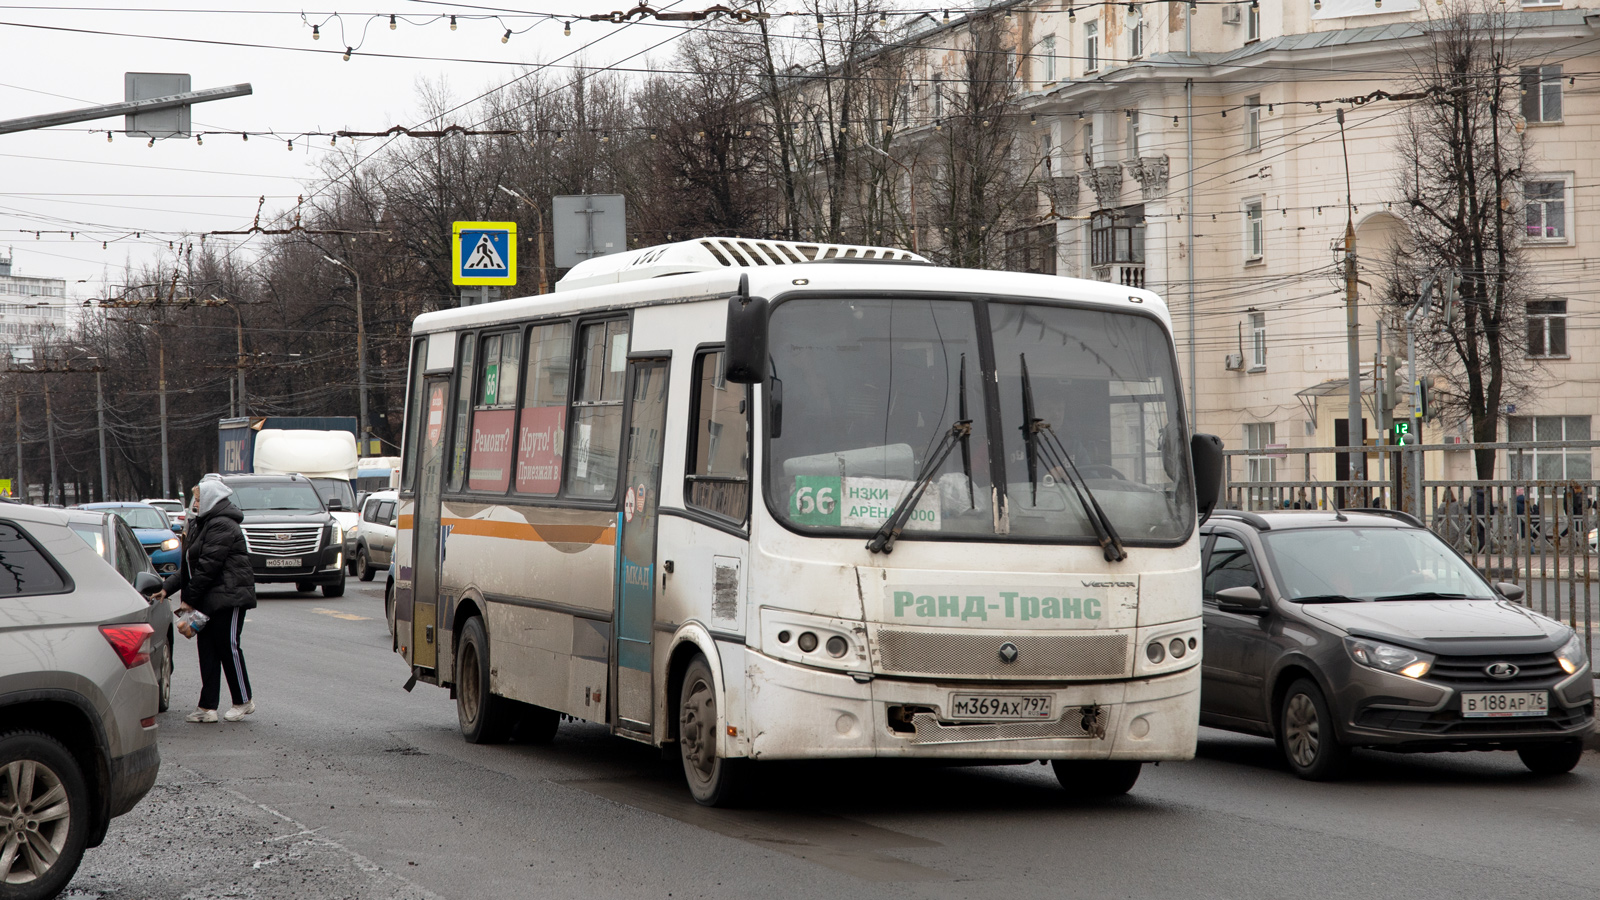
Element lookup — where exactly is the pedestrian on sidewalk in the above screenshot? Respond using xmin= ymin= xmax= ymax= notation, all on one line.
xmin=156 ymin=478 xmax=258 ymax=724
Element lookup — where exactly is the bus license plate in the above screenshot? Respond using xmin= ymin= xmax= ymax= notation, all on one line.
xmin=265 ymin=557 xmax=301 ymax=568
xmin=948 ymin=693 xmax=1053 ymax=721
xmin=1461 ymin=691 xmax=1548 ymax=718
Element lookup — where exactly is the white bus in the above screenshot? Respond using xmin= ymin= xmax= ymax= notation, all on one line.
xmin=391 ymin=238 xmax=1222 ymax=805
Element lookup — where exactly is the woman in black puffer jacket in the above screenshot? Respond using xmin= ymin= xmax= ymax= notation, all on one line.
xmin=160 ymin=478 xmax=257 ymax=724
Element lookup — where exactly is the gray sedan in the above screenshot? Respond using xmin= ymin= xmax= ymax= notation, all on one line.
xmin=1199 ymin=509 xmax=1593 ymax=779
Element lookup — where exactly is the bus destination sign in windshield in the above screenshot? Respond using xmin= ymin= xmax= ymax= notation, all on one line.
xmin=789 ymin=475 xmax=941 ymax=531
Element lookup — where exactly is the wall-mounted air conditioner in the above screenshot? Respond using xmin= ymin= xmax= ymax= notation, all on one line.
xmin=1222 ymin=5 xmax=1242 ymax=25
xmin=1224 ymin=353 xmax=1244 ymax=371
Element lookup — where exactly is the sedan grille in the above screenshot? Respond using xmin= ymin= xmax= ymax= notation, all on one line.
xmin=1426 ymin=652 xmax=1565 ymax=687
xmin=241 ymin=525 xmax=323 ymax=556
xmin=874 ymin=630 xmax=1130 ymax=680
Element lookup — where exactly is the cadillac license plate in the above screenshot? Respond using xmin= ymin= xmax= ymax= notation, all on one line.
xmin=948 ymin=693 xmax=1053 ymax=721
xmin=264 ymin=557 xmax=302 ymax=568
xmin=1460 ymin=691 xmax=1548 ymax=718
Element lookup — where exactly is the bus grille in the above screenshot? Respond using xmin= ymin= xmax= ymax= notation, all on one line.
xmin=241 ymin=525 xmax=323 ymax=556
xmin=875 ymin=630 xmax=1130 ymax=679
xmin=905 ymin=710 xmax=1102 ymax=744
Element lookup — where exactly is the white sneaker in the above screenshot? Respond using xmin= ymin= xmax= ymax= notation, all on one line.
xmin=223 ymin=700 xmax=256 ymax=722
xmin=186 ymin=708 xmax=218 ymax=723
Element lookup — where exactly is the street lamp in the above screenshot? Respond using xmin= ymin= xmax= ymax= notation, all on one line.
xmin=322 ymin=255 xmax=368 ymax=451
xmin=862 ymin=143 xmax=920 ymax=253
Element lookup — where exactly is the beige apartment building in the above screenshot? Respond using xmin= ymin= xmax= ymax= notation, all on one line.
xmin=880 ymin=0 xmax=1597 ymax=486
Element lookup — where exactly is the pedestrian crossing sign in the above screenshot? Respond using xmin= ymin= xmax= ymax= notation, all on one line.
xmin=452 ymin=221 xmax=517 ymax=286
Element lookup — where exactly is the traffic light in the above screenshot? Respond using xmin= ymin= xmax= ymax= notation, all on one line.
xmin=1392 ymin=421 xmax=1415 ymax=444
xmin=1383 ymin=356 xmax=1400 ymax=412
xmin=1418 ymin=375 xmax=1434 ymax=419
xmin=1442 ymin=271 xmax=1462 ymax=324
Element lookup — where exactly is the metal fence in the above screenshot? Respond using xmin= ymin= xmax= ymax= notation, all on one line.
xmin=1219 ymin=441 xmax=1598 ymax=666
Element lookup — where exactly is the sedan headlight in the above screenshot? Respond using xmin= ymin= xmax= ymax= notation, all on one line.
xmin=1555 ymin=632 xmax=1589 ymax=676
xmin=159 ymin=537 xmax=181 ymax=552
xmin=1345 ymin=636 xmax=1434 ymax=679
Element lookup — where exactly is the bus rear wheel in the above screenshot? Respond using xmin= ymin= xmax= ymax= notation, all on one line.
xmin=456 ymin=616 xmax=512 ymax=744
xmin=1051 ymin=759 xmax=1142 ymax=798
xmin=677 ymin=654 xmax=747 ymax=807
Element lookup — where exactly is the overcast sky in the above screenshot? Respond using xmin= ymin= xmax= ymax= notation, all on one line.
xmin=0 ymin=1 xmax=750 ymax=301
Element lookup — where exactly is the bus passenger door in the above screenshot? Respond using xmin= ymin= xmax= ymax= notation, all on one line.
xmin=412 ymin=377 xmax=449 ymax=672
xmin=613 ymin=356 xmax=670 ymax=737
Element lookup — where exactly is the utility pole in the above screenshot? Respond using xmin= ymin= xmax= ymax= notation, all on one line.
xmin=497 ymin=185 xmax=551 ymax=292
xmin=322 ymin=255 xmax=367 ymax=448
xmin=157 ymin=335 xmax=169 ymax=498
xmin=13 ymin=394 xmax=21 ymax=502
xmin=1338 ymin=109 xmax=1364 ymax=500
xmin=42 ymin=376 xmax=57 ymax=505
xmin=96 ymin=368 xmax=108 ymax=500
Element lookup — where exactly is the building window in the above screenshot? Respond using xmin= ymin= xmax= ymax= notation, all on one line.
xmin=1508 ymin=415 xmax=1591 ymax=479
xmin=1085 ymin=22 xmax=1099 ymax=72
xmin=1245 ymin=95 xmax=1262 ymax=151
xmin=1247 ymin=2 xmax=1260 ymax=42
xmin=1127 ymin=111 xmax=1140 ymax=159
xmin=1524 ymin=178 xmax=1567 ymax=241
xmin=1245 ymin=200 xmax=1264 ymax=261
xmin=1091 ymin=205 xmax=1145 ymax=286
xmin=1129 ymin=16 xmax=1144 ymax=58
xmin=1006 ymin=224 xmax=1058 ymax=275
xmin=1039 ymin=34 xmax=1056 ymax=83
xmin=1250 ymin=311 xmax=1267 ymax=370
xmin=1521 ymin=65 xmax=1562 ymax=123
xmin=1042 ymin=131 xmax=1053 ymax=173
xmin=1083 ymin=120 xmax=1094 ymax=167
xmin=1245 ymin=422 xmax=1277 ymax=486
xmin=1527 ymin=300 xmax=1567 ymax=358
xmin=932 ymin=75 xmax=943 ymax=119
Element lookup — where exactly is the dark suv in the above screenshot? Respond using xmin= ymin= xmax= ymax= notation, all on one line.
xmin=221 ymin=474 xmax=347 ymax=597
xmin=1200 ymin=508 xmax=1593 ymax=779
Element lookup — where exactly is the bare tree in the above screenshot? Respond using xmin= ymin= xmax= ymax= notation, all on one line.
xmin=1384 ymin=0 xmax=1540 ymax=477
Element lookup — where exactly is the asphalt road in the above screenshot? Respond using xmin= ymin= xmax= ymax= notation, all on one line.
xmin=66 ymin=578 xmax=1600 ymax=900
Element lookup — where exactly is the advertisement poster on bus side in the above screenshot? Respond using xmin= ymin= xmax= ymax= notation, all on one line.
xmin=467 ymin=408 xmax=515 ymax=492
xmin=516 ymin=406 xmax=566 ymax=494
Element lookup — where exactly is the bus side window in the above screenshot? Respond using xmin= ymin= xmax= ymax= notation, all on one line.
xmin=685 ymin=349 xmax=750 ymax=523
xmin=446 ymin=334 xmax=477 ymax=492
xmin=515 ymin=321 xmax=573 ymax=495
xmin=565 ymin=319 xmax=629 ymax=499
xmin=400 ymin=337 xmax=426 ymax=492
xmin=465 ymin=331 xmax=520 ymax=493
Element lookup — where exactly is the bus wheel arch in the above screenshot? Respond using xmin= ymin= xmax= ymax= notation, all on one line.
xmin=664 ymin=630 xmax=721 ymax=746
xmin=668 ymin=637 xmax=748 ymax=807
xmin=449 ymin=592 xmax=487 ymax=689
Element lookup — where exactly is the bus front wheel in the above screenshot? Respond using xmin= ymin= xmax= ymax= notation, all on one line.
xmin=677 ymin=654 xmax=748 ymax=807
xmin=1051 ymin=759 xmax=1142 ymax=798
xmin=456 ymin=616 xmax=512 ymax=744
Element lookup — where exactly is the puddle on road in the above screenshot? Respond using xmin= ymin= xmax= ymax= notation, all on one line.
xmin=564 ymin=775 xmax=947 ymax=882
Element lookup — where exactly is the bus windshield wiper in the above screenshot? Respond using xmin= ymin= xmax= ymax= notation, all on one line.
xmin=1018 ymin=353 xmax=1127 ymax=563
xmin=867 ymin=356 xmax=975 ymax=554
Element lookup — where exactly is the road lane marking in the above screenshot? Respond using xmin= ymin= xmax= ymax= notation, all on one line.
xmin=312 ymin=607 xmax=372 ymax=621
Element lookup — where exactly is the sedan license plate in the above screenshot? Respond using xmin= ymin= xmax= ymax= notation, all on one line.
xmin=1461 ymin=691 xmax=1548 ymax=718
xmin=264 ymin=557 xmax=302 ymax=568
xmin=948 ymin=693 xmax=1053 ymax=721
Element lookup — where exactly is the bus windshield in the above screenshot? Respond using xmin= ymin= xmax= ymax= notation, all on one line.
xmin=766 ymin=297 xmax=1193 ymax=545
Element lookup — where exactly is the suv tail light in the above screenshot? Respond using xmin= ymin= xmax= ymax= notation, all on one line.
xmin=100 ymin=623 xmax=155 ymax=668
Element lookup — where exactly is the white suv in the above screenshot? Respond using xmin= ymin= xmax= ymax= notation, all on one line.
xmin=351 ymin=489 xmax=397 ymax=582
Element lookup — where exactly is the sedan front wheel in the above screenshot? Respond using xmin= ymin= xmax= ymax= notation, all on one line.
xmin=1278 ymin=678 xmax=1347 ymax=780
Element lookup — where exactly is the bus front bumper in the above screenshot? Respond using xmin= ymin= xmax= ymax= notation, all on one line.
xmin=737 ymin=651 xmax=1198 ymax=762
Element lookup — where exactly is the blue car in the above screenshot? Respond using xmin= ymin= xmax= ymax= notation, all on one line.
xmin=76 ymin=502 xmax=184 ymax=575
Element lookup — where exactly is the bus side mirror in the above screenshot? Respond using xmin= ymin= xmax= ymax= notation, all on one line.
xmin=1191 ymin=432 xmax=1224 ymax=524
xmin=723 ymin=273 xmax=768 ymax=384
